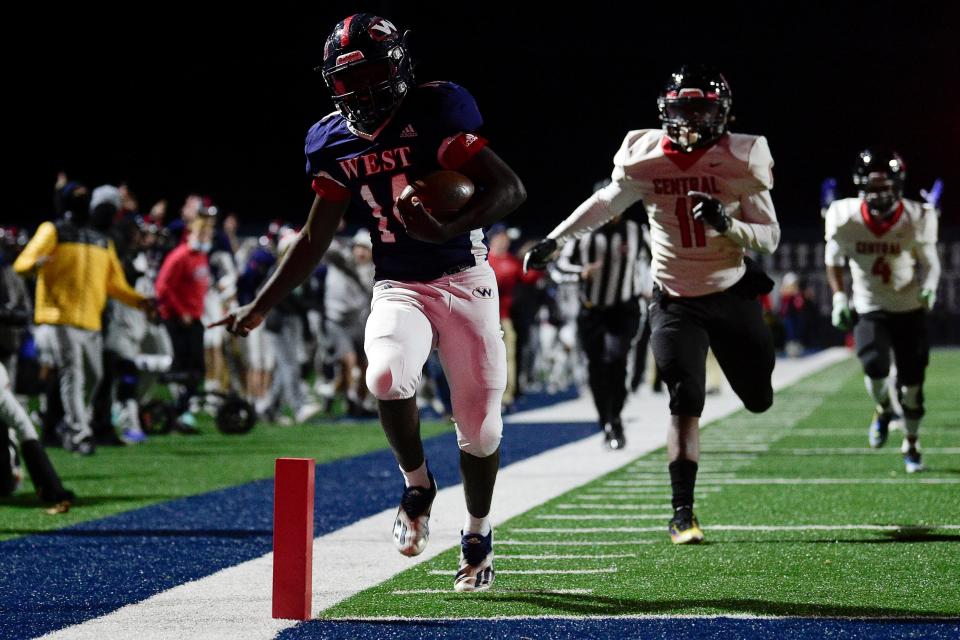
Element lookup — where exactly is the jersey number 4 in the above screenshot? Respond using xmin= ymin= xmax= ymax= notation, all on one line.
xmin=871 ymin=255 xmax=892 ymax=284
xmin=675 ymin=197 xmax=706 ymax=248
xmin=359 ymin=174 xmax=410 ymax=243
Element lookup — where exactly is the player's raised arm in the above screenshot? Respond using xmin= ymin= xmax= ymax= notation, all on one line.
xmin=209 ymin=191 xmax=349 ymax=336
xmin=524 ymin=136 xmax=645 ymax=272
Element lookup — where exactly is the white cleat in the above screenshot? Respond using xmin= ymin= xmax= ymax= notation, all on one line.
xmin=902 ymin=441 xmax=924 ymax=474
xmin=454 ymin=529 xmax=495 ymax=592
xmin=392 ymin=472 xmax=437 ymax=557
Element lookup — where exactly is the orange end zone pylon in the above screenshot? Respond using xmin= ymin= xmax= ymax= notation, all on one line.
xmin=272 ymin=457 xmax=315 ymax=620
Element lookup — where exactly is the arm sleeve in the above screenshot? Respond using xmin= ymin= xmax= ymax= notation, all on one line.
xmin=915 ymin=210 xmax=941 ymax=292
xmin=546 ymin=133 xmax=647 ymax=244
xmin=722 ymin=136 xmax=779 ymax=253
xmin=13 ymin=222 xmax=57 ymax=274
xmin=725 ymin=190 xmax=780 ymax=254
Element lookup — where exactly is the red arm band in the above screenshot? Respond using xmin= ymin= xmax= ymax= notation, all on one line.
xmin=311 ymin=174 xmax=351 ymax=201
xmin=438 ymin=132 xmax=489 ymax=170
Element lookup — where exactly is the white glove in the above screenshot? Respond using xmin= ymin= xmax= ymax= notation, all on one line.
xmin=831 ymin=292 xmax=853 ymax=331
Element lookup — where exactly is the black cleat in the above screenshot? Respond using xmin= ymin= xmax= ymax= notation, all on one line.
xmin=603 ymin=418 xmax=626 ymax=450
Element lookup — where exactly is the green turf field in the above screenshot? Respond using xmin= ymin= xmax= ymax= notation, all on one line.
xmin=0 ymin=417 xmax=453 ymax=540
xmin=325 ymin=350 xmax=960 ymax=619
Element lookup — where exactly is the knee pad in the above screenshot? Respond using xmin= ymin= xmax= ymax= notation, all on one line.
xmin=899 ymin=385 xmax=925 ymax=419
xmin=456 ymin=413 xmax=503 ymax=458
xmin=365 ymin=348 xmax=418 ymax=400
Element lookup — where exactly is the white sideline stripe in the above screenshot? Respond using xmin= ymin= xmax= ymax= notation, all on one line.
xmin=556 ymin=504 xmax=665 ymax=510
xmin=497 ymin=553 xmax=636 ymax=559
xmin=537 ymin=514 xmax=667 ymax=521
xmin=391 ymin=589 xmax=593 ymax=596
xmin=429 ymin=567 xmax=618 ymax=576
xmin=498 ymin=540 xmax=655 ymax=546
xmin=508 ymin=524 xmax=960 ymax=534
xmin=41 ymin=348 xmax=850 ymax=640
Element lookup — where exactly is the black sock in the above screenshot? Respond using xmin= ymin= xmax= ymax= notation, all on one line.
xmin=669 ymin=459 xmax=698 ymax=510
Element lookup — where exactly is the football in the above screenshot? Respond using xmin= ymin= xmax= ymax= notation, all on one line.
xmin=399 ymin=170 xmax=475 ymax=221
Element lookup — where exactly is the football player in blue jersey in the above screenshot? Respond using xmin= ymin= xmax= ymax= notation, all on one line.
xmin=212 ymin=13 xmax=525 ymax=592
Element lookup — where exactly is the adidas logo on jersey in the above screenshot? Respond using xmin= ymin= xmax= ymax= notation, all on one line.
xmin=400 ymin=124 xmax=418 ymax=138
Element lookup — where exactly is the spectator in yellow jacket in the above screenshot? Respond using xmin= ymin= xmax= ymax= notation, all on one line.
xmin=14 ymin=182 xmax=147 ymax=455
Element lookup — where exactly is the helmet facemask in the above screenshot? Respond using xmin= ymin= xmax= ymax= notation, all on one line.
xmin=858 ymin=174 xmax=902 ymax=219
xmin=658 ymin=92 xmax=730 ymax=152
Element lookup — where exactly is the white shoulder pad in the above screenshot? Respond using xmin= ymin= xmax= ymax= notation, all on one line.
xmin=824 ymin=198 xmax=857 ymax=239
xmin=743 ymin=134 xmax=774 ymax=190
xmin=613 ymin=129 xmax=663 ymax=171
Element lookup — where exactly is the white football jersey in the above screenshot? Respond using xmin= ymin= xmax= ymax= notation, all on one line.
xmin=549 ymin=130 xmax=779 ymax=297
xmin=824 ymin=198 xmax=939 ymax=313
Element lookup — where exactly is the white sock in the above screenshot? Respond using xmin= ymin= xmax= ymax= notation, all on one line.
xmin=864 ymin=376 xmax=890 ymax=410
xmin=464 ymin=513 xmax=491 ymax=536
xmin=400 ymin=461 xmax=430 ymax=488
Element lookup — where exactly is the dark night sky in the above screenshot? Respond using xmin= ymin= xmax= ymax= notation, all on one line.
xmin=8 ymin=1 xmax=959 ymax=239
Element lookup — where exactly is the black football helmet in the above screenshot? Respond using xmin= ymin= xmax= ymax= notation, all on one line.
xmin=658 ymin=65 xmax=733 ymax=152
xmin=319 ymin=13 xmax=413 ymax=129
xmin=853 ymin=148 xmax=906 ymax=218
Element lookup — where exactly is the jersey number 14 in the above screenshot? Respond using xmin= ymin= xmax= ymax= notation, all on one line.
xmin=359 ymin=174 xmax=410 ymax=243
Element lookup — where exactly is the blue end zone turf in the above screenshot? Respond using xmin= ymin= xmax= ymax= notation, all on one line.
xmin=0 ymin=422 xmax=598 ymax=640
xmin=279 ymin=617 xmax=960 ymax=640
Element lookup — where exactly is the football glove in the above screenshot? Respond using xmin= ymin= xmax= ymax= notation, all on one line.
xmin=523 ymin=238 xmax=558 ymax=273
xmin=920 ymin=288 xmax=936 ymax=311
xmin=687 ymin=191 xmax=730 ymax=233
xmin=831 ymin=291 xmax=853 ymax=331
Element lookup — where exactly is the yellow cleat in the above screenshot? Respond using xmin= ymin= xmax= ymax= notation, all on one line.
xmin=669 ymin=507 xmax=705 ymax=544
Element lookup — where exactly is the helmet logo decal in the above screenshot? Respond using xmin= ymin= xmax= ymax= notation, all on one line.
xmin=369 ymin=18 xmax=398 ymax=41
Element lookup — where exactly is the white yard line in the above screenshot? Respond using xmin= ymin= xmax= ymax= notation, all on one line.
xmin=778 ymin=447 xmax=960 ymax=455
xmin=41 ymin=348 xmax=850 ymax=640
xmin=556 ymin=504 xmax=666 ymax=510
xmin=507 ymin=524 xmax=960 ymax=534
xmin=498 ymin=540 xmax=655 ymax=546
xmin=391 ymin=589 xmax=594 ymax=596
xmin=496 ymin=553 xmax=636 ymax=559
xmin=428 ymin=567 xmax=618 ymax=576
xmin=536 ymin=514 xmax=667 ymax=520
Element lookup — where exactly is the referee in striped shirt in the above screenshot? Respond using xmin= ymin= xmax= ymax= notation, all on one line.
xmin=555 ymin=199 xmax=648 ymax=449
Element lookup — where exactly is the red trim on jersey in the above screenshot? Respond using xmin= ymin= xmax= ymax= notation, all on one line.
xmin=438 ymin=132 xmax=489 ymax=170
xmin=660 ymin=135 xmax=709 ymax=171
xmin=311 ymin=175 xmax=351 ymax=201
xmin=860 ymin=200 xmax=903 ymax=237
xmin=340 ymin=15 xmax=354 ymax=47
